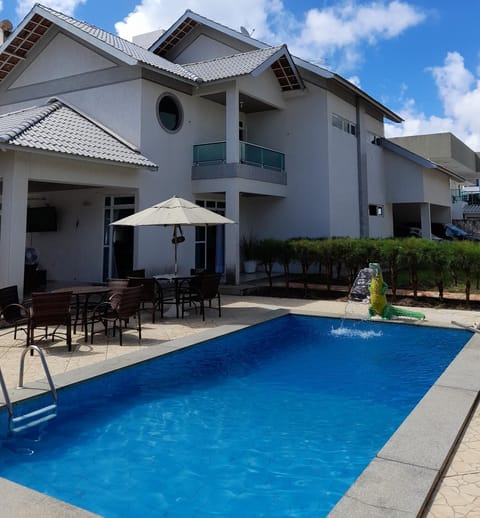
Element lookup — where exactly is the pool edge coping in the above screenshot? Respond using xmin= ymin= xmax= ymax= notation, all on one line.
xmin=327 ymin=319 xmax=480 ymax=517
xmin=0 ymin=307 xmax=478 ymax=517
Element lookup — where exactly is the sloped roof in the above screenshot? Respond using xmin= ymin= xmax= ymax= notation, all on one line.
xmin=0 ymin=3 xmax=199 ymax=83
xmin=151 ymin=9 xmax=270 ymax=57
xmin=183 ymin=45 xmax=303 ymax=90
xmin=0 ymin=4 xmax=302 ymax=91
xmin=0 ymin=99 xmax=157 ymax=169
xmin=379 ymin=138 xmax=464 ymax=182
xmin=152 ymin=9 xmax=402 ymax=122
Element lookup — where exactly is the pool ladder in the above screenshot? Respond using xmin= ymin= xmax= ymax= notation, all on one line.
xmin=0 ymin=345 xmax=58 ymax=433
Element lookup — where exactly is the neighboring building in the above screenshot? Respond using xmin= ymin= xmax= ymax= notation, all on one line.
xmin=390 ymin=133 xmax=480 ymax=222
xmin=0 ymin=5 xmax=463 ymax=292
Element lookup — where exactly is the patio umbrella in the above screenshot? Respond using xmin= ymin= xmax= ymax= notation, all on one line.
xmin=111 ymin=196 xmax=235 ymax=274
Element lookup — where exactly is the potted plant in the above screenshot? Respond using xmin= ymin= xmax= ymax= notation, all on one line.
xmin=241 ymin=236 xmax=258 ymax=273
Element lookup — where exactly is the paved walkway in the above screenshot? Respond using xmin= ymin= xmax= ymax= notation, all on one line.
xmin=1 ymin=294 xmax=479 ymax=516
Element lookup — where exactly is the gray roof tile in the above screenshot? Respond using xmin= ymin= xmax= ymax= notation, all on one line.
xmin=183 ymin=46 xmax=283 ymax=82
xmin=38 ymin=5 xmax=199 ymax=82
xmin=0 ymin=100 xmax=157 ymax=169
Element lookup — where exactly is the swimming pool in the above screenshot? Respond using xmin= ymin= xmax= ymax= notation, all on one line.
xmin=0 ymin=315 xmax=471 ymax=517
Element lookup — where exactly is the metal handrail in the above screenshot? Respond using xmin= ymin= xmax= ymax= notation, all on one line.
xmin=0 ymin=368 xmax=13 ymax=416
xmin=19 ymin=345 xmax=57 ymax=402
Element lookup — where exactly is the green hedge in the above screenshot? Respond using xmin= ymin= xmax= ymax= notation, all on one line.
xmin=252 ymin=237 xmax=480 ymax=302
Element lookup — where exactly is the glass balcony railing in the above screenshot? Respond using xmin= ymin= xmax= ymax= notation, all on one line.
xmin=240 ymin=142 xmax=285 ymax=171
xmin=193 ymin=141 xmax=285 ymax=171
xmin=193 ymin=141 xmax=226 ymax=165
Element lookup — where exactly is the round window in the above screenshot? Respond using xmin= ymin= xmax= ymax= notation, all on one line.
xmin=157 ymin=94 xmax=182 ymax=133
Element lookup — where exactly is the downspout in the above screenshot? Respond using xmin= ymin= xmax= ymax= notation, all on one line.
xmin=356 ymin=98 xmax=369 ymax=237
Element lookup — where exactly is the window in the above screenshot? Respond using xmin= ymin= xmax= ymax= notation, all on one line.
xmin=369 ymin=204 xmax=384 ymax=217
xmin=157 ymin=93 xmax=183 ymax=133
xmin=332 ymin=113 xmax=356 ymax=136
xmin=194 ymin=198 xmax=226 ymax=273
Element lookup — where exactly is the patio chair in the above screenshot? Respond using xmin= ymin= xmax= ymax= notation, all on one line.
xmin=107 ymin=278 xmax=129 ymax=296
xmin=154 ymin=278 xmax=180 ymax=318
xmin=0 ymin=285 xmax=29 ymax=338
xmin=90 ymin=285 xmax=142 ymax=346
xmin=127 ymin=277 xmax=159 ymax=323
xmin=180 ymin=273 xmax=222 ymax=321
xmin=27 ymin=291 xmax=73 ymax=351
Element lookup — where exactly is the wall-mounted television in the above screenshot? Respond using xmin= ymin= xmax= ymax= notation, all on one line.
xmin=26 ymin=206 xmax=58 ymax=232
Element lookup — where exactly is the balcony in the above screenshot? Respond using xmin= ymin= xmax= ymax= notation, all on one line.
xmin=192 ymin=141 xmax=286 ymax=185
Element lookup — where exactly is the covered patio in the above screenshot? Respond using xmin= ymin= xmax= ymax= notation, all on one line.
xmin=0 ymin=98 xmax=157 ymax=294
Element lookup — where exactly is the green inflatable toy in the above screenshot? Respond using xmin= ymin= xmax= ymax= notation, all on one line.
xmin=368 ymin=262 xmax=425 ymax=320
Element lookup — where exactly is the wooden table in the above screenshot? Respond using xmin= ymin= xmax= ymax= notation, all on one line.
xmin=52 ymin=286 xmax=111 ymax=341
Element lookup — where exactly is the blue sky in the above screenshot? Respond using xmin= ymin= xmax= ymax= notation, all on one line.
xmin=2 ymin=1 xmax=480 ymax=149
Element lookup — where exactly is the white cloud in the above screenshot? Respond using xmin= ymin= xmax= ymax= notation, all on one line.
xmin=15 ymin=0 xmax=86 ymax=19
xmin=292 ymin=1 xmax=425 ymax=71
xmin=386 ymin=52 xmax=480 ymax=151
xmin=115 ymin=0 xmax=424 ymax=73
xmin=115 ymin=0 xmax=280 ymax=43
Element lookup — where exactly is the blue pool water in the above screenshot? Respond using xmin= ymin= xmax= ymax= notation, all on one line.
xmin=0 ymin=315 xmax=470 ymax=517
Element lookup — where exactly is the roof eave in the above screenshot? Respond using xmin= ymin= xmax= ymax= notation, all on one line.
xmin=150 ymin=9 xmax=269 ymax=55
xmin=333 ymin=74 xmax=403 ymax=123
xmin=251 ymin=45 xmax=305 ymax=90
xmin=0 ymin=142 xmax=158 ymax=170
xmin=380 ymin=138 xmax=465 ymax=181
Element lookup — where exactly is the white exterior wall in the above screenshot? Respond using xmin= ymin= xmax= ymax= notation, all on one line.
xmin=327 ymin=92 xmax=359 ymax=237
xmin=366 ymin=137 xmax=393 ymax=237
xmin=237 ymin=71 xmax=285 ymax=110
xmin=132 ymin=80 xmax=227 ymax=275
xmin=174 ymin=33 xmax=241 ymax=63
xmin=60 ymin=80 xmax=143 ymax=149
xmin=386 ymin=153 xmax=425 ymax=202
xmin=423 ymin=169 xmax=451 ymax=205
xmin=240 ymin=83 xmax=331 ymax=240
xmin=29 ymin=189 xmax=106 ymax=282
xmin=11 ymin=33 xmax=115 ymax=88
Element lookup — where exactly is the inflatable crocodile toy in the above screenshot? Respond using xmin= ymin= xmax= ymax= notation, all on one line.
xmin=368 ymin=262 xmax=425 ymax=320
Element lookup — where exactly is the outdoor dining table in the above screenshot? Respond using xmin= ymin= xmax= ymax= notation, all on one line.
xmin=52 ymin=285 xmax=111 ymax=342
xmin=153 ymin=274 xmax=194 ymax=318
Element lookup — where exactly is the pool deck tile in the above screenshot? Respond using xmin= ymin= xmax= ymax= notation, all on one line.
xmin=330 ymin=457 xmax=437 ymax=516
xmin=0 ymin=477 xmax=100 ymax=517
xmin=1 ymin=295 xmax=480 ymax=517
xmin=378 ymin=385 xmax=477 ymax=470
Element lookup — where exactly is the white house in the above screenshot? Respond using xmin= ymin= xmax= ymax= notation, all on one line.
xmin=0 ymin=4 xmax=463 ymax=293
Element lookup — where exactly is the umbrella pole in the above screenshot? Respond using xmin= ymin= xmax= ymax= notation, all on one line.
xmin=173 ymin=225 xmax=178 ymax=275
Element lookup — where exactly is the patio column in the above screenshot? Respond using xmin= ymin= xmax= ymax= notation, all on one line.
xmin=0 ymin=165 xmax=28 ymax=294
xmin=224 ymin=188 xmax=240 ymax=285
xmin=420 ymin=203 xmax=432 ymax=239
xmin=226 ymin=84 xmax=240 ymax=164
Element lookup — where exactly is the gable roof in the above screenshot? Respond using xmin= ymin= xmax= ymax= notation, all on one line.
xmin=183 ymin=45 xmax=303 ymax=91
xmin=0 ymin=4 xmax=303 ymax=92
xmin=151 ymin=9 xmax=270 ymax=57
xmin=0 ymin=3 xmax=200 ymax=84
xmin=152 ymin=9 xmax=402 ymax=122
xmin=0 ymin=98 xmax=157 ymax=169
